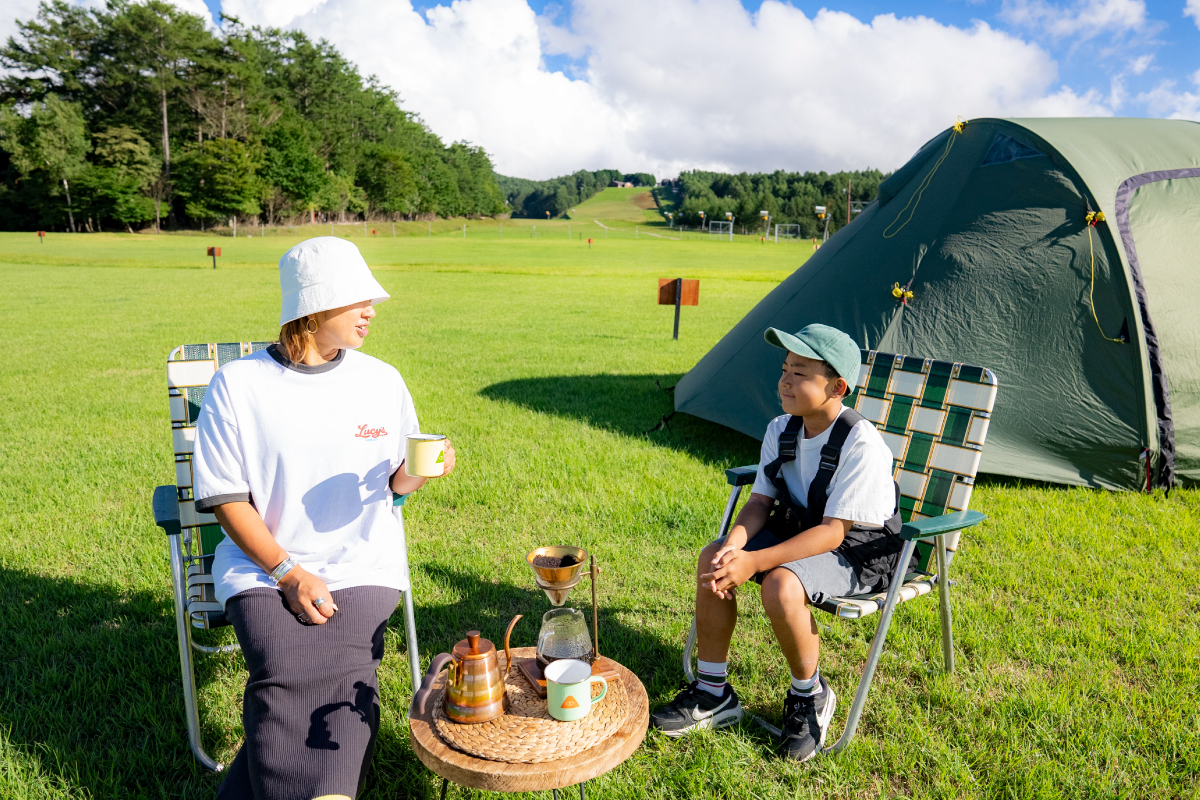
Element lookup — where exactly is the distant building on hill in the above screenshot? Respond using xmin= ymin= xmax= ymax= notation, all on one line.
xmin=610 ymin=180 xmax=635 ymax=188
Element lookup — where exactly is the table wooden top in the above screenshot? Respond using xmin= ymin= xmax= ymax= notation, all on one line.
xmin=408 ymin=647 xmax=649 ymax=792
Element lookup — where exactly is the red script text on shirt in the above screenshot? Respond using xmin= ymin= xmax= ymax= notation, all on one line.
xmin=355 ymin=425 xmax=388 ymax=439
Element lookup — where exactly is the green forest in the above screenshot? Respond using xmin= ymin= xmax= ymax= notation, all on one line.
xmin=498 ymin=169 xmax=656 ymax=218
xmin=0 ymin=0 xmax=506 ymax=232
xmin=666 ymin=168 xmax=889 ymax=238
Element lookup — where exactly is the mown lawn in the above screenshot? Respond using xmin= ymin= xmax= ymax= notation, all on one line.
xmin=0 ymin=231 xmax=1195 ymax=800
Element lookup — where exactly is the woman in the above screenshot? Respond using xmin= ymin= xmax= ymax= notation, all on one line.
xmin=193 ymin=236 xmax=455 ymax=799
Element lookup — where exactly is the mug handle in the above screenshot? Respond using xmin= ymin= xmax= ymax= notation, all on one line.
xmin=588 ymin=674 xmax=608 ymax=705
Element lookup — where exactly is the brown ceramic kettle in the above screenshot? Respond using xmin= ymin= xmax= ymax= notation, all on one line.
xmin=414 ymin=615 xmax=522 ymax=724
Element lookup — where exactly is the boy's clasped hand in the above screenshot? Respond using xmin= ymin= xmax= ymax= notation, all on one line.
xmin=702 ymin=537 xmax=755 ymax=599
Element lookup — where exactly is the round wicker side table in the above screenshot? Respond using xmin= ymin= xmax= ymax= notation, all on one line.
xmin=408 ymin=647 xmax=649 ymax=797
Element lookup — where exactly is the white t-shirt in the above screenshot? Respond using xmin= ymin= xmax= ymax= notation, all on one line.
xmin=193 ymin=345 xmax=420 ymax=605
xmin=750 ymin=406 xmax=897 ymax=527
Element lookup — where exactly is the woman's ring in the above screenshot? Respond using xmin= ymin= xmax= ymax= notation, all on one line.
xmin=313 ymin=597 xmax=327 ymax=608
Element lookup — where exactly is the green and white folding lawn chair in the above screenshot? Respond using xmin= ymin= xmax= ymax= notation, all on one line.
xmin=682 ymin=349 xmax=997 ymax=752
xmin=151 ymin=342 xmax=423 ymax=771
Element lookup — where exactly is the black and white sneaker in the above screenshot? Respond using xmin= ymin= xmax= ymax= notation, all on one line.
xmin=650 ymin=681 xmax=744 ymax=737
xmin=778 ymin=676 xmax=836 ymax=762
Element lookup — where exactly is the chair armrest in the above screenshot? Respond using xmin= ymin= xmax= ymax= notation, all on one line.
xmin=153 ymin=485 xmax=181 ymax=537
xmin=393 ymin=493 xmax=408 ymax=507
xmin=899 ymin=509 xmax=986 ymax=540
xmin=725 ymin=466 xmax=758 ymax=487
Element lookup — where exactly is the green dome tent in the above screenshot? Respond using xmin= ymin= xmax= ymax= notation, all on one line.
xmin=675 ymin=118 xmax=1200 ymax=491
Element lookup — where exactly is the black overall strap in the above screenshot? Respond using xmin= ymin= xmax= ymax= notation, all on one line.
xmin=763 ymin=415 xmax=804 ymax=504
xmin=800 ymin=408 xmax=866 ymax=530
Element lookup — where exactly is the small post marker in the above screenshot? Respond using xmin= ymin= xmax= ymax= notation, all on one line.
xmin=658 ymin=278 xmax=699 ymax=340
xmin=37 ymin=230 xmax=45 ymax=244
xmin=371 ymin=229 xmax=377 ymax=238
xmin=392 ymin=222 xmax=396 ymax=237
xmin=207 ymin=246 xmax=221 ymax=269
xmin=588 ymin=238 xmax=593 ymax=249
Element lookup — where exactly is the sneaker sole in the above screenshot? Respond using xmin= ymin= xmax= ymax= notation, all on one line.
xmin=657 ymin=705 xmax=745 ymax=738
xmin=784 ymin=686 xmax=838 ymax=763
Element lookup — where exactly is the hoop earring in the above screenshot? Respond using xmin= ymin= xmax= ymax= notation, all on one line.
xmin=306 ymin=317 xmax=318 ymax=334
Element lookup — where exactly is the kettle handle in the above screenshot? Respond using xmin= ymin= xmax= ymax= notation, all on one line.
xmin=502 ymin=614 xmax=522 ymax=680
xmin=413 ymin=652 xmax=453 ymax=717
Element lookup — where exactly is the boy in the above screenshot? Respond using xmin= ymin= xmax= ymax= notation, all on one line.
xmin=650 ymin=324 xmax=908 ymax=761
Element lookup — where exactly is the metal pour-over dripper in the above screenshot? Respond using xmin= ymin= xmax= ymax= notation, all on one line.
xmin=526 ymin=546 xmax=588 ymax=606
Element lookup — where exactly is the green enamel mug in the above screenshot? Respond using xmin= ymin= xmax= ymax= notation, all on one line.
xmin=544 ymin=659 xmax=607 ymax=722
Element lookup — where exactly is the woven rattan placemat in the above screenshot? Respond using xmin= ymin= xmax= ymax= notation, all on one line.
xmin=431 ymin=661 xmax=630 ymax=764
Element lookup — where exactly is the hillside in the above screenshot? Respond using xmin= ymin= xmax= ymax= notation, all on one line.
xmin=566 ymin=187 xmax=664 ymax=227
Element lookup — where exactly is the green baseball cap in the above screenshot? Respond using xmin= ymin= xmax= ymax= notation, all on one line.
xmin=764 ymin=324 xmax=862 ymax=393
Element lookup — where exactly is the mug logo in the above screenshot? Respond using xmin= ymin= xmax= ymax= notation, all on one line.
xmin=355 ymin=424 xmax=388 ymax=439
xmin=560 ymin=696 xmax=580 ymax=709
xmin=435 ymin=451 xmax=445 ymax=463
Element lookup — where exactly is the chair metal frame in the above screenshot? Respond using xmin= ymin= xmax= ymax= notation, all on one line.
xmin=681 ymin=349 xmax=995 ymax=751
xmin=152 ymin=342 xmax=423 ymax=772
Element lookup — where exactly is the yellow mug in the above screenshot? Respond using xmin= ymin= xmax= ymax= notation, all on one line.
xmin=545 ymin=659 xmax=607 ymax=722
xmin=405 ymin=434 xmax=447 ymax=477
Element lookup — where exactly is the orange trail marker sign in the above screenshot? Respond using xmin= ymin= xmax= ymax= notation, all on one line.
xmin=658 ymin=278 xmax=699 ymax=339
xmin=207 ymin=247 xmax=221 ymax=269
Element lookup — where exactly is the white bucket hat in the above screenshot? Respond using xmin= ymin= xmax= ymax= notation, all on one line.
xmin=278 ymin=237 xmax=390 ymax=325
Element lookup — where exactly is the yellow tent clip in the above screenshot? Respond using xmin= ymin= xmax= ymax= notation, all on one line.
xmin=952 ymin=117 xmax=967 ymax=134
xmin=892 ymin=282 xmax=914 ymax=302
xmin=1083 ymin=207 xmax=1123 ymax=343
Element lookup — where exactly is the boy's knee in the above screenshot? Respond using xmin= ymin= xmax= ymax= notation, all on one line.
xmin=696 ymin=541 xmax=722 ymax=573
xmin=760 ymin=569 xmax=807 ymax=617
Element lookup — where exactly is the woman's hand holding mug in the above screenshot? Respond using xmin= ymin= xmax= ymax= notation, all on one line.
xmin=278 ymin=567 xmax=338 ymax=625
xmin=437 ymin=440 xmax=456 ymax=476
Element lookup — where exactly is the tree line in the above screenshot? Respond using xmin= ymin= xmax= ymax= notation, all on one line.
xmin=0 ymin=0 xmax=506 ymax=233
xmin=665 ymin=168 xmax=889 ymax=237
xmin=498 ymin=169 xmax=656 ymax=218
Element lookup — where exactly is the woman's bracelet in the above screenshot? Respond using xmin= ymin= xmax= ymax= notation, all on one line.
xmin=269 ymin=556 xmax=298 ymax=584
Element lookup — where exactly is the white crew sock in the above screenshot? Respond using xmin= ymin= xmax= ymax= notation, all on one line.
xmin=789 ymin=670 xmax=820 ymax=696
xmin=696 ymin=659 xmax=728 ymax=696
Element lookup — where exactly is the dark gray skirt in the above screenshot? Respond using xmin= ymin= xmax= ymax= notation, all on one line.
xmin=217 ymin=585 xmax=400 ymax=800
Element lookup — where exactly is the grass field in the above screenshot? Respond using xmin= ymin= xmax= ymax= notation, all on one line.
xmin=0 ymin=228 xmax=1197 ymax=800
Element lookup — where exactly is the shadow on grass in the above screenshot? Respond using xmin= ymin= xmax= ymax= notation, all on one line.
xmin=370 ymin=561 xmax=692 ymax=797
xmin=0 ymin=566 xmax=228 ymax=798
xmin=479 ymin=374 xmax=760 ymax=469
xmin=0 ymin=559 xmax=705 ymax=799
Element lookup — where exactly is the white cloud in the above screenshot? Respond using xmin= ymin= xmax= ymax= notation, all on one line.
xmin=1138 ymin=69 xmax=1200 ymax=119
xmin=1186 ymin=0 xmax=1200 ymax=28
xmin=222 ymin=0 xmax=326 ymax=28
xmin=0 ymin=0 xmax=48 ymax=54
xmin=999 ymin=0 xmax=1146 ymax=39
xmin=1129 ymin=54 xmax=1153 ymax=74
xmin=217 ymin=0 xmax=1110 ymax=177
